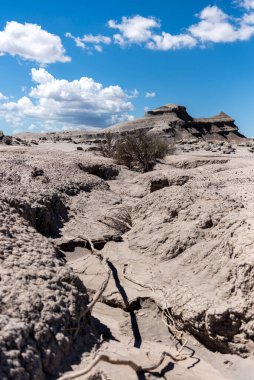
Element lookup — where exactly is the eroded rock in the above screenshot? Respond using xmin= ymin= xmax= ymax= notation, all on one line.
xmin=0 ymin=201 xmax=90 ymax=380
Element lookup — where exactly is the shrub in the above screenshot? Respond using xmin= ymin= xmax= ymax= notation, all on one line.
xmin=115 ymin=131 xmax=172 ymax=172
xmin=99 ymin=132 xmax=115 ymax=158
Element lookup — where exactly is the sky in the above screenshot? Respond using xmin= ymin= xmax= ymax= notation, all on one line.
xmin=0 ymin=0 xmax=254 ymax=136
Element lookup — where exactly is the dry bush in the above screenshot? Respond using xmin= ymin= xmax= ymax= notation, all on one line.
xmin=99 ymin=132 xmax=115 ymax=158
xmin=114 ymin=131 xmax=172 ymax=172
xmin=99 ymin=130 xmax=173 ymax=172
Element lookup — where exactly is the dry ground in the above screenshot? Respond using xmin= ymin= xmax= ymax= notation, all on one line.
xmin=0 ymin=140 xmax=254 ymax=380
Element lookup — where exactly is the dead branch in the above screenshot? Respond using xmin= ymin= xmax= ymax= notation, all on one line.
xmin=98 ymin=216 xmax=132 ymax=231
xmin=161 ymin=308 xmax=188 ymax=356
xmin=74 ymin=261 xmax=110 ymax=339
xmin=122 ymin=264 xmax=153 ymax=290
xmin=98 ymin=205 xmax=132 ymax=232
xmin=78 ymin=235 xmax=97 ymax=255
xmin=106 ymin=216 xmax=132 ymax=230
xmin=60 ymin=350 xmax=186 ymax=380
xmin=74 ymin=235 xmax=111 ymax=338
xmin=86 ymin=261 xmax=110 ymax=312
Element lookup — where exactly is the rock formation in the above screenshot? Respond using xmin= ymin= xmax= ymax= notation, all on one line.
xmin=108 ymin=104 xmax=245 ymax=141
xmin=15 ymin=103 xmax=246 ymax=144
xmin=0 ymin=199 xmax=91 ymax=380
xmin=0 ymin=150 xmax=113 ymax=379
xmin=0 ymin=130 xmax=29 ymax=146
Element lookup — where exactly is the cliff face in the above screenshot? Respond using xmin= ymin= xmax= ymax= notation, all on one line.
xmin=108 ymin=104 xmax=246 ymax=141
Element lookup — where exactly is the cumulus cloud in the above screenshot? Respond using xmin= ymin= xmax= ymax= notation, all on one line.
xmin=110 ymin=113 xmax=135 ymax=125
xmin=107 ymin=7 xmax=254 ymax=50
xmin=66 ymin=2 xmax=254 ymax=53
xmin=31 ymin=68 xmax=54 ymax=84
xmin=108 ymin=15 xmax=160 ymax=46
xmin=189 ymin=5 xmax=254 ymax=43
xmin=189 ymin=6 xmax=237 ymax=43
xmin=145 ymin=92 xmax=156 ymax=98
xmin=66 ymin=32 xmax=111 ymax=52
xmin=147 ymin=33 xmax=196 ymax=50
xmin=0 ymin=21 xmax=70 ymax=64
xmin=108 ymin=15 xmax=196 ymax=50
xmin=0 ymin=68 xmax=134 ymax=131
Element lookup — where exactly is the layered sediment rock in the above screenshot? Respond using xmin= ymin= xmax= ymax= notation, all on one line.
xmin=108 ymin=104 xmax=245 ymax=141
xmin=16 ymin=103 xmax=246 ymax=143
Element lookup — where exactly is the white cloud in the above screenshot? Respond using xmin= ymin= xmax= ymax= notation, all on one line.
xmin=145 ymin=92 xmax=156 ymax=98
xmin=0 ymin=21 xmax=70 ymax=64
xmin=242 ymin=0 xmax=254 ymax=9
xmin=28 ymin=123 xmax=37 ymax=131
xmin=13 ymin=121 xmax=95 ymax=134
xmin=242 ymin=12 xmax=254 ymax=23
xmin=189 ymin=5 xmax=254 ymax=43
xmin=66 ymin=3 xmax=254 ymax=54
xmin=107 ymin=5 xmax=254 ymax=51
xmin=0 ymin=92 xmax=7 ymax=100
xmin=148 ymin=32 xmax=196 ymax=50
xmin=189 ymin=6 xmax=237 ymax=43
xmin=0 ymin=68 xmax=134 ymax=131
xmin=31 ymin=67 xmax=54 ymax=84
xmin=127 ymin=89 xmax=139 ymax=98
xmin=82 ymin=34 xmax=111 ymax=44
xmin=110 ymin=113 xmax=135 ymax=125
xmin=108 ymin=15 xmax=197 ymax=50
xmin=108 ymin=15 xmax=160 ymax=46
xmin=66 ymin=32 xmax=111 ymax=52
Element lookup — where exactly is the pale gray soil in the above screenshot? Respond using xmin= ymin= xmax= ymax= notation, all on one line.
xmin=0 ymin=141 xmax=254 ymax=379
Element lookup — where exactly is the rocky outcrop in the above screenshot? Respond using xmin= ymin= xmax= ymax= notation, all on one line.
xmin=108 ymin=104 xmax=245 ymax=141
xmin=0 ymin=131 xmax=30 ymax=146
xmin=15 ymin=103 xmax=246 ymax=144
xmin=145 ymin=103 xmax=193 ymax=121
xmin=0 ymin=152 xmax=109 ymax=236
xmin=0 ymin=151 xmax=117 ymax=379
xmin=0 ymin=200 xmax=90 ymax=380
xmin=126 ymin=160 xmax=254 ymax=356
xmin=78 ymin=161 xmax=119 ymax=180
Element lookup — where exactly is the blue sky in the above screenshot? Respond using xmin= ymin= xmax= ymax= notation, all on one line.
xmin=0 ymin=0 xmax=254 ymax=136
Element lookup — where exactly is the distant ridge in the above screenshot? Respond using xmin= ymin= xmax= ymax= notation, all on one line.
xmin=107 ymin=104 xmax=245 ymax=141
xmin=16 ymin=104 xmax=246 ymax=143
